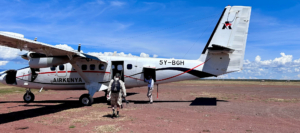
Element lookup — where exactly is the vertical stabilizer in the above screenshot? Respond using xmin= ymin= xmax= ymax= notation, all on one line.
xmin=199 ymin=6 xmax=251 ymax=76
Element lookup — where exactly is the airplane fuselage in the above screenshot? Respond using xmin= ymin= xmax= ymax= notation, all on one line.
xmin=1 ymin=56 xmax=209 ymax=91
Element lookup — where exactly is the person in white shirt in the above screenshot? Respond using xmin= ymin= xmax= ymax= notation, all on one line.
xmin=107 ymin=73 xmax=126 ymax=118
xmin=144 ymin=75 xmax=154 ymax=104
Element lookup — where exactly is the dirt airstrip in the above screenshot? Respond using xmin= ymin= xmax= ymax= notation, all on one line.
xmin=0 ymin=80 xmax=300 ymax=133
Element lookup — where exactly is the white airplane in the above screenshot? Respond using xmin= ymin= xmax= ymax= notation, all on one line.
xmin=0 ymin=6 xmax=251 ymax=106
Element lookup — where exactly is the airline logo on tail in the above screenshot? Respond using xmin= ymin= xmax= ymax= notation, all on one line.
xmin=222 ymin=21 xmax=232 ymax=29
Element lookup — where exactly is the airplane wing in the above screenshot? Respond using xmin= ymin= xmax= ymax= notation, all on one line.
xmin=0 ymin=31 xmax=103 ymax=61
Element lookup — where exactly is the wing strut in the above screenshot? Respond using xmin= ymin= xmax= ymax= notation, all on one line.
xmin=70 ymin=62 xmax=90 ymax=84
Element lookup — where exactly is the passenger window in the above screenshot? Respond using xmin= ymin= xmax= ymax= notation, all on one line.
xmin=50 ymin=66 xmax=56 ymax=71
xmin=59 ymin=65 xmax=64 ymax=71
xmin=117 ymin=65 xmax=123 ymax=70
xmin=127 ymin=64 xmax=132 ymax=70
xmin=99 ymin=64 xmax=105 ymax=70
xmin=82 ymin=64 xmax=87 ymax=70
xmin=112 ymin=65 xmax=115 ymax=70
xmin=90 ymin=64 xmax=95 ymax=70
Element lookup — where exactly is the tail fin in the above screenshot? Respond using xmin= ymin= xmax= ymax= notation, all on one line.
xmin=199 ymin=6 xmax=251 ymax=76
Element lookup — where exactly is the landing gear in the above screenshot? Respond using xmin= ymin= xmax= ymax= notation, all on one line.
xmin=79 ymin=94 xmax=93 ymax=106
xmin=23 ymin=89 xmax=35 ymax=103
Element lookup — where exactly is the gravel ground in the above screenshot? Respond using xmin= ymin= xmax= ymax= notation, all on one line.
xmin=0 ymin=81 xmax=300 ymax=133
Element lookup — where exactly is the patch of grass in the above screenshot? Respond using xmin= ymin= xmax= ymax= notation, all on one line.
xmin=64 ymin=108 xmax=86 ymax=113
xmin=190 ymin=92 xmax=230 ymax=99
xmin=92 ymin=103 xmax=107 ymax=108
xmin=71 ymin=111 xmax=132 ymax=127
xmin=95 ymin=124 xmax=121 ymax=133
xmin=52 ymin=118 xmax=64 ymax=124
xmin=71 ymin=111 xmax=111 ymax=125
xmin=0 ymin=87 xmax=25 ymax=95
xmin=123 ymin=107 xmax=139 ymax=111
xmin=34 ymin=120 xmax=48 ymax=125
xmin=266 ymin=98 xmax=298 ymax=103
xmin=0 ymin=84 xmax=41 ymax=95
xmin=69 ymin=125 xmax=75 ymax=128
xmin=231 ymin=116 xmax=240 ymax=120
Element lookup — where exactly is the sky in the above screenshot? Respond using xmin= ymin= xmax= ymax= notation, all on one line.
xmin=0 ymin=0 xmax=300 ymax=79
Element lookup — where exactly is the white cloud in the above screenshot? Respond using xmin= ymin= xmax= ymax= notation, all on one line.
xmin=232 ymin=52 xmax=300 ymax=79
xmin=273 ymin=53 xmax=292 ymax=65
xmin=140 ymin=52 xmax=149 ymax=58
xmin=0 ymin=61 xmax=8 ymax=66
xmin=249 ymin=76 xmax=257 ymax=79
xmin=54 ymin=44 xmax=76 ymax=51
xmin=255 ymin=55 xmax=261 ymax=62
xmin=87 ymin=51 xmax=157 ymax=58
xmin=244 ymin=59 xmax=251 ymax=65
xmin=254 ymin=53 xmax=294 ymax=67
xmin=0 ymin=46 xmax=25 ymax=59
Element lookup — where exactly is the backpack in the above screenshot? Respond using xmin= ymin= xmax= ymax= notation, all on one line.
xmin=111 ymin=79 xmax=121 ymax=93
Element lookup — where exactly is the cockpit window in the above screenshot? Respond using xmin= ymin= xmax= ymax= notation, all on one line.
xmin=82 ymin=64 xmax=87 ymax=70
xmin=59 ymin=65 xmax=64 ymax=71
xmin=50 ymin=66 xmax=56 ymax=71
xmin=99 ymin=64 xmax=105 ymax=70
xmin=90 ymin=64 xmax=95 ymax=70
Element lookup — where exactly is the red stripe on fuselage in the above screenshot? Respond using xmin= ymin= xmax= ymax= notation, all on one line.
xmin=16 ymin=71 xmax=110 ymax=78
xmin=16 ymin=73 xmax=31 ymax=78
xmin=124 ymin=75 xmax=144 ymax=81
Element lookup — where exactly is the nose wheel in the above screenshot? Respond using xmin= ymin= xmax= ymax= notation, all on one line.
xmin=23 ymin=89 xmax=35 ymax=103
xmin=79 ymin=94 xmax=93 ymax=106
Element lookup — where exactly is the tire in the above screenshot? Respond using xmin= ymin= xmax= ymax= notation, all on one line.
xmin=23 ymin=92 xmax=35 ymax=103
xmin=79 ymin=94 xmax=93 ymax=106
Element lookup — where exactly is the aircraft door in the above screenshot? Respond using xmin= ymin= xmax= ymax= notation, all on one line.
xmin=143 ymin=68 xmax=156 ymax=82
xmin=57 ymin=64 xmax=67 ymax=77
xmin=111 ymin=61 xmax=124 ymax=81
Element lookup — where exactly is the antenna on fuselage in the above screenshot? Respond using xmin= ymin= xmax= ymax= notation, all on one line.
xmin=78 ymin=44 xmax=81 ymax=52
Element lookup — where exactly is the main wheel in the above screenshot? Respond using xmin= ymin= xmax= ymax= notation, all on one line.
xmin=23 ymin=92 xmax=35 ymax=103
xmin=79 ymin=94 xmax=93 ymax=106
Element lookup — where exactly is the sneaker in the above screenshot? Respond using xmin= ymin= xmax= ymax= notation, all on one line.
xmin=150 ymin=102 xmax=153 ymax=104
xmin=116 ymin=114 xmax=119 ymax=118
xmin=112 ymin=113 xmax=116 ymax=118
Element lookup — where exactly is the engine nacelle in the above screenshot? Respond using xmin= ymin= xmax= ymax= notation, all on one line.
xmin=21 ymin=52 xmax=47 ymax=60
xmin=29 ymin=57 xmax=69 ymax=68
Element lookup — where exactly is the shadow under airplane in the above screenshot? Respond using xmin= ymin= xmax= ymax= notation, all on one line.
xmin=0 ymin=92 xmax=227 ymax=125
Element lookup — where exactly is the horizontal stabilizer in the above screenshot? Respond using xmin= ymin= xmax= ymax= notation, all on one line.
xmin=207 ymin=44 xmax=234 ymax=53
